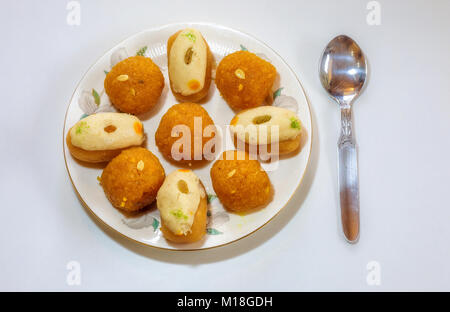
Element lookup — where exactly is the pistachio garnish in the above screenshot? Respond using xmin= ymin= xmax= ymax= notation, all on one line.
xmin=75 ymin=121 xmax=89 ymax=134
xmin=171 ymin=209 xmax=188 ymax=220
xmin=183 ymin=32 xmax=196 ymax=43
xmin=290 ymin=117 xmax=301 ymax=129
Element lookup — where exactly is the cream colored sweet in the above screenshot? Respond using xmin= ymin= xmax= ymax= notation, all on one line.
xmin=168 ymin=29 xmax=207 ymax=95
xmin=69 ymin=112 xmax=144 ymax=151
xmin=157 ymin=169 xmax=206 ymax=236
xmin=167 ymin=28 xmax=213 ymax=102
xmin=230 ymin=106 xmax=302 ymax=155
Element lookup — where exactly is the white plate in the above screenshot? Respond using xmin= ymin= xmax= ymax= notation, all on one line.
xmin=63 ymin=22 xmax=312 ymax=250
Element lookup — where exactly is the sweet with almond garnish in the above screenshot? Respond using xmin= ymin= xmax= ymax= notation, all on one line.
xmin=210 ymin=150 xmax=272 ymax=213
xmin=215 ymin=50 xmax=277 ymax=110
xmin=104 ymin=55 xmax=164 ymax=115
xmin=66 ymin=112 xmax=145 ymax=163
xmin=100 ymin=147 xmax=165 ymax=212
xmin=230 ymin=106 xmax=302 ymax=156
xmin=157 ymin=169 xmax=208 ymax=243
xmin=167 ymin=28 xmax=213 ymax=103
xmin=155 ymin=103 xmax=217 ymax=164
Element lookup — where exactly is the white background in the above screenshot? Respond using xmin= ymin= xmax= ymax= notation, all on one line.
xmin=1 ymin=0 xmax=449 ymax=291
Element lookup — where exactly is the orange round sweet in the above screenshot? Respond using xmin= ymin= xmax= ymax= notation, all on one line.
xmin=210 ymin=150 xmax=272 ymax=212
xmin=215 ymin=51 xmax=277 ymax=110
xmin=104 ymin=56 xmax=164 ymax=115
xmin=155 ymin=103 xmax=216 ymax=163
xmin=100 ymin=147 xmax=165 ymax=212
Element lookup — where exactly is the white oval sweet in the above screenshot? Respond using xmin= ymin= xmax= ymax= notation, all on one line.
xmin=230 ymin=106 xmax=302 ymax=145
xmin=168 ymin=28 xmax=207 ymax=96
xmin=157 ymin=170 xmax=206 ymax=236
xmin=69 ymin=112 xmax=144 ymax=151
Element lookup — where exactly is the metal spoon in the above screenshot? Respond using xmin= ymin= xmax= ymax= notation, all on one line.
xmin=319 ymin=35 xmax=367 ymax=243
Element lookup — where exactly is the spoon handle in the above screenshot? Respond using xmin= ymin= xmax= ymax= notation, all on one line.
xmin=338 ymin=107 xmax=360 ymax=243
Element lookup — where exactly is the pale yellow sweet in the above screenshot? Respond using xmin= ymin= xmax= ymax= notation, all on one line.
xmin=157 ymin=170 xmax=205 ymax=235
xmin=67 ymin=113 xmax=145 ymax=163
xmin=167 ymin=29 xmax=213 ymax=102
xmin=69 ymin=113 xmax=144 ymax=151
xmin=230 ymin=106 xmax=301 ymax=144
xmin=157 ymin=169 xmax=207 ymax=243
xmin=169 ymin=29 xmax=207 ymax=96
xmin=230 ymin=106 xmax=302 ymax=155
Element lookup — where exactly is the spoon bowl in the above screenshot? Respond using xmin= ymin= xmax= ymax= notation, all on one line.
xmin=319 ymin=35 xmax=367 ymax=106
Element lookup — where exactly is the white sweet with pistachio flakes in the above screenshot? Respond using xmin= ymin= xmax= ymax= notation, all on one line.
xmin=157 ymin=170 xmax=205 ymax=236
xmin=169 ymin=28 xmax=207 ymax=96
xmin=230 ymin=106 xmax=302 ymax=145
xmin=70 ymin=112 xmax=144 ymax=151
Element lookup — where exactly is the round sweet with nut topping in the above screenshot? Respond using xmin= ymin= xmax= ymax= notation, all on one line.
xmin=210 ymin=150 xmax=273 ymax=213
xmin=100 ymin=147 xmax=165 ymax=212
xmin=155 ymin=103 xmax=217 ymax=164
xmin=215 ymin=51 xmax=277 ymax=110
xmin=104 ymin=56 xmax=164 ymax=115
